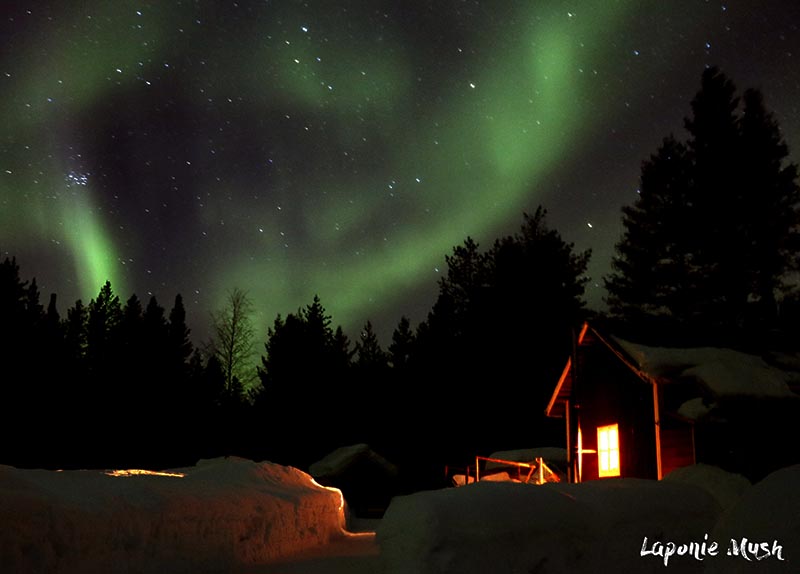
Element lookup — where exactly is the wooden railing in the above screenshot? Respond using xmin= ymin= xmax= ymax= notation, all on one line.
xmin=468 ymin=455 xmax=560 ymax=485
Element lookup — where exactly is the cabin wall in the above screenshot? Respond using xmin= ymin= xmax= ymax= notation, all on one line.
xmin=573 ymin=335 xmax=658 ymax=481
xmin=656 ymin=380 xmax=700 ymax=477
xmin=660 ymin=420 xmax=695 ymax=477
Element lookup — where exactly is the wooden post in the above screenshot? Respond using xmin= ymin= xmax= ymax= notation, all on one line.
xmin=652 ymin=381 xmax=663 ymax=480
xmin=565 ymin=399 xmax=572 ymax=483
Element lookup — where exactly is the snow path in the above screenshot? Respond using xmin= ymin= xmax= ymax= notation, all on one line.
xmin=245 ymin=532 xmax=380 ymax=574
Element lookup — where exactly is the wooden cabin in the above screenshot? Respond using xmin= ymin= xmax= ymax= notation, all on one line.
xmin=545 ymin=323 xmax=697 ymax=483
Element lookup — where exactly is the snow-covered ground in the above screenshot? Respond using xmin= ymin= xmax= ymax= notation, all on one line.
xmin=378 ymin=463 xmax=797 ymax=574
xmin=0 ymin=457 xmax=372 ymax=574
xmin=2 ymin=457 xmax=797 ymax=573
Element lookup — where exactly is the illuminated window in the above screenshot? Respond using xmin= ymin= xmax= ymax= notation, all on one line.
xmin=597 ymin=424 xmax=620 ymax=477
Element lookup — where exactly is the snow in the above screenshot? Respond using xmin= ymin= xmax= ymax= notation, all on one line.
xmin=615 ymin=338 xmax=799 ymax=399
xmin=663 ymin=463 xmax=750 ymax=510
xmin=0 ymin=457 xmax=355 ymax=574
xmin=309 ymin=443 xmax=397 ymax=479
xmin=378 ymin=476 xmax=720 ymax=574
xmin=5 ymin=457 xmax=796 ymax=574
xmin=379 ymin=464 xmax=798 ymax=574
xmin=705 ymin=464 xmax=800 ymax=573
xmin=678 ymin=396 xmax=710 ymax=420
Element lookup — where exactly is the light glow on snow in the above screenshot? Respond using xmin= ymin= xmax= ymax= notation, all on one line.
xmin=105 ymin=469 xmax=186 ymax=478
xmin=308 ymin=475 xmax=378 ymax=541
xmin=310 ymin=476 xmax=345 ymax=512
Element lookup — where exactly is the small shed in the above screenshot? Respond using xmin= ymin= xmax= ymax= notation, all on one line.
xmin=545 ymin=323 xmax=799 ymax=482
xmin=309 ymin=444 xmax=399 ymax=518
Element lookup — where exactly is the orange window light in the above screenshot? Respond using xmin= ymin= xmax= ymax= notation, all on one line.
xmin=597 ymin=423 xmax=620 ymax=477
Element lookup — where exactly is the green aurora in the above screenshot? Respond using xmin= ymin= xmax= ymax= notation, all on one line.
xmin=2 ymin=0 xmax=799 ymax=342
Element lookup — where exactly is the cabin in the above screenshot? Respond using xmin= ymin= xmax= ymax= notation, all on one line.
xmin=545 ymin=323 xmax=694 ymax=482
xmin=545 ymin=323 xmax=800 ymax=483
xmin=309 ymin=444 xmax=399 ymax=518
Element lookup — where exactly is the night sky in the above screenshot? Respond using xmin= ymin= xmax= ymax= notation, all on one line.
xmin=3 ymin=1 xmax=800 ymax=346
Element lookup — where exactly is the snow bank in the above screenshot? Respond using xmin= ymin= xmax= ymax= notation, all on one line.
xmin=378 ymin=477 xmax=720 ymax=574
xmin=664 ymin=463 xmax=750 ymax=510
xmin=705 ymin=464 xmax=800 ymax=573
xmin=0 ymin=457 xmax=347 ymax=574
xmin=615 ymin=339 xmax=798 ymax=399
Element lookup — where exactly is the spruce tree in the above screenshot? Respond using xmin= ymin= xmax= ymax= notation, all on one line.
xmin=354 ymin=321 xmax=388 ymax=371
xmin=388 ymin=316 xmax=415 ymax=370
xmin=606 ymin=67 xmax=800 ymax=340
xmin=606 ymin=137 xmax=695 ymax=326
xmin=738 ymin=88 xmax=800 ymax=322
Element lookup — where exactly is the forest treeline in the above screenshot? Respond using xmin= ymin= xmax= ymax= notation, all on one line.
xmin=0 ymin=205 xmax=587 ymax=484
xmin=2 ymin=67 xmax=799 ymax=484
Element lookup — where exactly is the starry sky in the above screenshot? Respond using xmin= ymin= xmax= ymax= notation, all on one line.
xmin=2 ymin=1 xmax=800 ymax=346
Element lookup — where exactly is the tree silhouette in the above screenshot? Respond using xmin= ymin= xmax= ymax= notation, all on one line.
xmin=210 ymin=287 xmax=256 ymax=397
xmin=388 ymin=316 xmax=415 ymax=370
xmin=408 ymin=207 xmax=590 ymax=470
xmin=605 ymin=136 xmax=696 ymax=327
xmin=737 ymin=88 xmax=800 ymax=320
xmin=606 ymin=67 xmax=800 ymax=342
xmin=64 ymin=299 xmax=88 ymax=373
xmin=354 ymin=321 xmax=388 ymax=372
xmin=86 ymin=280 xmax=122 ymax=377
xmin=256 ymin=295 xmax=353 ymax=465
xmin=168 ymin=294 xmax=193 ymax=377
xmin=0 ymin=258 xmax=37 ymax=464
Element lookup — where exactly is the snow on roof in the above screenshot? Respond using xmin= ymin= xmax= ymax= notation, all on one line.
xmin=309 ymin=443 xmax=398 ymax=479
xmin=677 ymin=396 xmax=710 ymax=420
xmin=0 ymin=457 xmax=351 ymax=573
xmin=615 ymin=338 xmax=799 ymax=399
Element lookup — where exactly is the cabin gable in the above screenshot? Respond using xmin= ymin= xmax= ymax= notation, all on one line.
xmin=546 ymin=323 xmax=696 ymax=483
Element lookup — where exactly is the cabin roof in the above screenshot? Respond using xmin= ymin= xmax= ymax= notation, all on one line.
xmin=545 ymin=322 xmax=800 ymax=419
xmin=545 ymin=323 xmax=653 ymax=418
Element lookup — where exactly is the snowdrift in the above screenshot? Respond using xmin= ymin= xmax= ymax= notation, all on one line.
xmin=379 ymin=464 xmax=799 ymax=574
xmin=705 ymin=464 xmax=800 ymax=573
xmin=0 ymin=457 xmax=348 ymax=574
xmin=663 ymin=463 xmax=750 ymax=510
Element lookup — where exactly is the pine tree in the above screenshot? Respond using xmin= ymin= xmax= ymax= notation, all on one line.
xmin=86 ymin=280 xmax=122 ymax=373
xmin=0 ymin=258 xmax=36 ymax=464
xmin=606 ymin=67 xmax=800 ymax=341
xmin=64 ymin=300 xmax=88 ymax=366
xmin=409 ymin=207 xmax=590 ymax=461
xmin=256 ymin=295 xmax=353 ymax=463
xmin=354 ymin=321 xmax=388 ymax=371
xmin=738 ymin=88 xmax=800 ymax=322
xmin=168 ymin=294 xmax=193 ymax=369
xmin=388 ymin=316 xmax=415 ymax=370
xmin=606 ymin=137 xmax=696 ymax=326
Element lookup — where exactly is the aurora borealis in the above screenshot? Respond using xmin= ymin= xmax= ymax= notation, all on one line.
xmin=3 ymin=1 xmax=800 ymax=344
